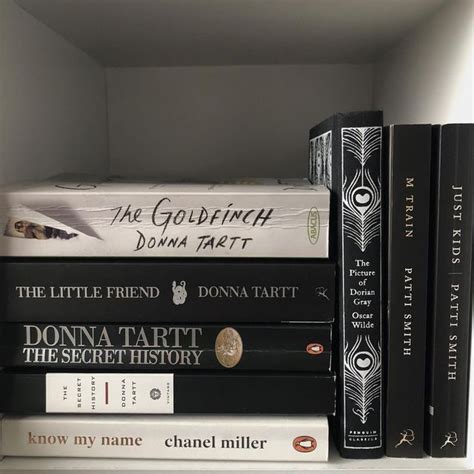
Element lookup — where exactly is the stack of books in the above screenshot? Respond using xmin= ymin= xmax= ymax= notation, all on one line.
xmin=0 ymin=111 xmax=472 ymax=463
xmin=0 ymin=178 xmax=336 ymax=462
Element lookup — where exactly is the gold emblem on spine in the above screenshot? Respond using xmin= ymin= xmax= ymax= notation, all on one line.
xmin=215 ymin=327 xmax=243 ymax=368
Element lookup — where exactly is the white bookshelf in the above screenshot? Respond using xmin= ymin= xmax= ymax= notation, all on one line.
xmin=0 ymin=0 xmax=473 ymax=472
xmin=0 ymin=451 xmax=471 ymax=474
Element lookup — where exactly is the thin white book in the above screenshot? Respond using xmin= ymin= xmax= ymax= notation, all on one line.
xmin=1 ymin=415 xmax=329 ymax=462
xmin=0 ymin=176 xmax=330 ymax=258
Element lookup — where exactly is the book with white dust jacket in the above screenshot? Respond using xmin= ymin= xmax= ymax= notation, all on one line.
xmin=0 ymin=177 xmax=329 ymax=258
xmin=0 ymin=414 xmax=329 ymax=462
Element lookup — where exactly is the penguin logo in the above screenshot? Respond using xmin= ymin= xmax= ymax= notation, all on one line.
xmin=293 ymin=436 xmax=317 ymax=453
xmin=306 ymin=343 xmax=324 ymax=355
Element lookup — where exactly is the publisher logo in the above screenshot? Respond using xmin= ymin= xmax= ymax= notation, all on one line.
xmin=293 ymin=436 xmax=317 ymax=453
xmin=150 ymin=388 xmax=162 ymax=400
xmin=172 ymin=281 xmax=187 ymax=305
xmin=441 ymin=431 xmax=458 ymax=449
xmin=307 ymin=208 xmax=320 ymax=245
xmin=395 ymin=429 xmax=415 ymax=448
xmin=315 ymin=286 xmax=330 ymax=300
xmin=306 ymin=343 xmax=324 ymax=355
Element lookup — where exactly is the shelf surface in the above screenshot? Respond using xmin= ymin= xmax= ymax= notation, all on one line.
xmin=1 ymin=451 xmax=472 ymax=473
xmin=14 ymin=0 xmax=446 ymax=66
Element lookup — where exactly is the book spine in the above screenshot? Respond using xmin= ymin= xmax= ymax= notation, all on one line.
xmin=0 ymin=323 xmax=332 ymax=372
xmin=310 ymin=111 xmax=384 ymax=458
xmin=384 ymin=125 xmax=432 ymax=457
xmin=425 ymin=124 xmax=474 ymax=457
xmin=0 ymin=372 xmax=337 ymax=415
xmin=0 ymin=259 xmax=335 ymax=323
xmin=0 ymin=189 xmax=329 ymax=258
xmin=1 ymin=415 xmax=329 ymax=461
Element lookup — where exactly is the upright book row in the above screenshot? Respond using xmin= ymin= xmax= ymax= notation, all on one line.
xmin=310 ymin=112 xmax=474 ymax=457
xmin=0 ymin=112 xmax=472 ymax=463
xmin=309 ymin=116 xmax=473 ymax=459
xmin=384 ymin=123 xmax=472 ymax=459
xmin=0 ymin=178 xmax=336 ymax=462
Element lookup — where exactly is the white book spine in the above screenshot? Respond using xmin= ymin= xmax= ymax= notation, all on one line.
xmin=0 ymin=179 xmax=329 ymax=258
xmin=1 ymin=415 xmax=329 ymax=462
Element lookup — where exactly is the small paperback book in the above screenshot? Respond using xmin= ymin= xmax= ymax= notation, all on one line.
xmin=383 ymin=124 xmax=432 ymax=458
xmin=425 ymin=124 xmax=473 ymax=458
xmin=0 ymin=372 xmax=337 ymax=415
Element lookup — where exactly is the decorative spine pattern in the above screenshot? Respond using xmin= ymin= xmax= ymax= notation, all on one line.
xmin=342 ymin=127 xmax=382 ymax=252
xmin=344 ymin=335 xmax=382 ymax=424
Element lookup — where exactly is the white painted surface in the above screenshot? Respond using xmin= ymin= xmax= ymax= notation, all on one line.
xmin=374 ymin=0 xmax=474 ymax=124
xmin=14 ymin=0 xmax=445 ymax=67
xmin=0 ymin=0 xmax=108 ymax=185
xmin=0 ymin=450 xmax=471 ymax=472
xmin=107 ymin=65 xmax=373 ymax=179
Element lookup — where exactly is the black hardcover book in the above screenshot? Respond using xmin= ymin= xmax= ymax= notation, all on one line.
xmin=425 ymin=124 xmax=474 ymax=457
xmin=309 ymin=111 xmax=384 ymax=458
xmin=0 ymin=323 xmax=332 ymax=371
xmin=0 ymin=371 xmax=336 ymax=415
xmin=383 ymin=125 xmax=432 ymax=457
xmin=0 ymin=259 xmax=335 ymax=323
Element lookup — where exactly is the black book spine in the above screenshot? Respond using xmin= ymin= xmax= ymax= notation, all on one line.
xmin=0 ymin=259 xmax=335 ymax=323
xmin=383 ymin=125 xmax=432 ymax=457
xmin=0 ymin=323 xmax=332 ymax=372
xmin=425 ymin=124 xmax=474 ymax=457
xmin=0 ymin=372 xmax=336 ymax=415
xmin=309 ymin=111 xmax=384 ymax=458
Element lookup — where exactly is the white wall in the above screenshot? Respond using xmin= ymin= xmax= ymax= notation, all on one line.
xmin=107 ymin=65 xmax=373 ymax=180
xmin=374 ymin=0 xmax=474 ymax=124
xmin=0 ymin=0 xmax=108 ymax=185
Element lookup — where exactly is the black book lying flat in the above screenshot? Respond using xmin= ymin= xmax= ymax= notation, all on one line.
xmin=0 ymin=323 xmax=332 ymax=372
xmin=0 ymin=258 xmax=335 ymax=323
xmin=383 ymin=125 xmax=432 ymax=458
xmin=425 ymin=124 xmax=474 ymax=458
xmin=0 ymin=372 xmax=336 ymax=415
xmin=309 ymin=111 xmax=384 ymax=458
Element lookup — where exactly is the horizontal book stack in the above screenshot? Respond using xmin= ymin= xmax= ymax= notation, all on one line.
xmin=0 ymin=178 xmax=336 ymax=462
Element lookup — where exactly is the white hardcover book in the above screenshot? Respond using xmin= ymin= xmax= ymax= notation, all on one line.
xmin=0 ymin=177 xmax=329 ymax=258
xmin=1 ymin=415 xmax=329 ymax=462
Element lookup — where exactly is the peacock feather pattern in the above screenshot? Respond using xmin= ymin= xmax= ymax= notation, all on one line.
xmin=342 ymin=127 xmax=381 ymax=166
xmin=342 ymin=127 xmax=382 ymax=252
xmin=342 ymin=169 xmax=381 ymax=252
xmin=344 ymin=335 xmax=382 ymax=425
